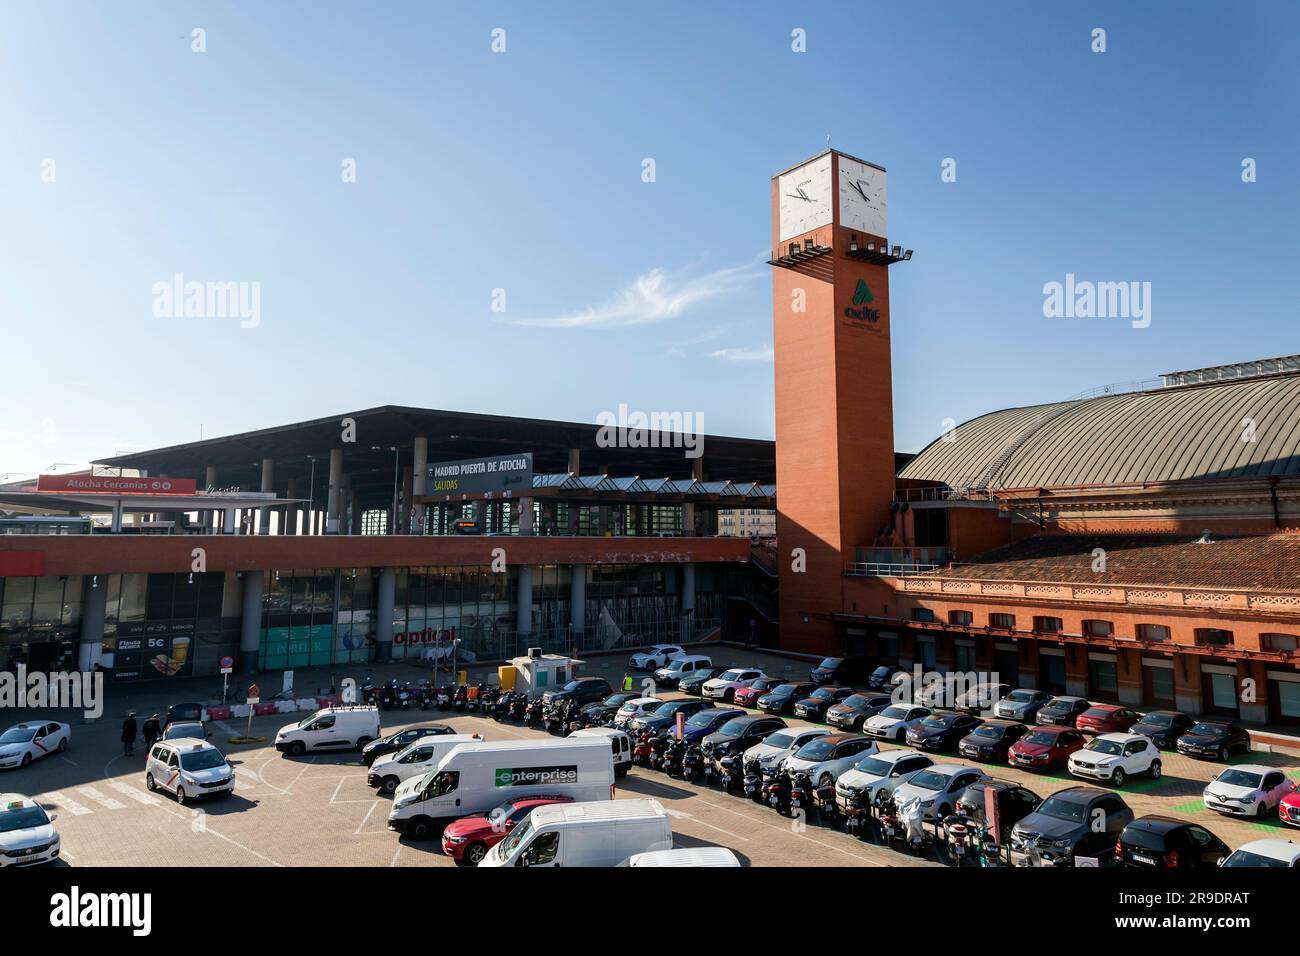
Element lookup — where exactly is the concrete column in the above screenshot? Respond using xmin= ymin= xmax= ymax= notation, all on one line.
xmin=375 ymin=568 xmax=396 ymax=662
xmin=518 ymin=496 xmax=534 ymax=536
xmin=110 ymin=500 xmax=124 ymax=533
xmin=473 ymin=500 xmax=486 ymax=531
xmin=567 ymin=448 xmax=581 ymax=475
xmin=285 ymin=479 xmax=299 ymax=536
xmin=78 ymin=575 xmax=108 ymax=670
xmin=570 ymin=565 xmax=586 ymax=639
xmin=681 ymin=563 xmax=696 ymax=641
xmin=260 ymin=458 xmax=274 ymax=534
xmin=517 ymin=566 xmax=534 ymax=637
xmin=221 ymin=506 xmax=234 ymax=535
xmin=1174 ymin=654 xmax=1202 ymax=716
xmin=400 ymin=465 xmax=413 ymax=534
xmin=684 ymin=456 xmax=704 ymax=535
xmin=325 ymin=448 xmax=343 ymax=534
xmin=413 ymin=437 xmax=428 ymax=494
xmin=239 ymin=571 xmax=264 ymax=675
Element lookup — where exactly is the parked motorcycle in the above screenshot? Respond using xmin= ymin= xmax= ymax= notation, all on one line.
xmin=453 ymin=685 xmax=468 ymax=712
xmin=397 ymin=682 xmax=412 ymax=711
xmin=873 ymin=790 xmax=901 ymax=849
xmin=436 ymin=686 xmax=452 ymax=710
xmin=742 ymin=757 xmax=766 ymax=804
xmin=764 ymin=767 xmax=793 ymax=815
xmin=543 ymin=705 xmax=565 ymax=736
xmin=647 ymin=735 xmax=670 ymax=771
xmin=789 ymin=771 xmax=815 ymax=818
xmin=841 ymin=789 xmax=872 ymax=840
xmin=815 ymin=779 xmax=841 ymax=830
xmin=490 ymin=692 xmax=513 ymax=722
xmin=682 ymin=744 xmax=704 ymax=783
xmin=523 ymin=699 xmax=543 ymax=729
xmin=632 ymin=732 xmax=654 ymax=767
xmin=718 ymin=753 xmax=743 ymax=794
xmin=899 ymin=795 xmax=929 ymax=856
xmin=509 ymin=693 xmax=528 ymax=721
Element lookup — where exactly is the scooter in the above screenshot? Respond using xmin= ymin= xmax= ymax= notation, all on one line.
xmin=563 ymin=700 xmax=585 ymax=735
xmin=815 ymin=779 xmax=842 ymax=830
xmin=873 ymin=789 xmax=901 ymax=848
xmin=632 ymin=732 xmax=654 ymax=767
xmin=647 ymin=735 xmax=670 ymax=771
xmin=899 ymin=795 xmax=928 ymax=856
xmin=682 ymin=743 xmax=704 ymax=783
xmin=523 ymin=699 xmax=542 ymax=729
xmin=490 ymin=692 xmax=512 ymax=722
xmin=397 ymin=683 xmax=412 ymax=711
xmin=841 ymin=789 xmax=872 ymax=840
xmin=943 ymin=813 xmax=973 ymax=866
xmin=452 ymin=685 xmax=468 ymax=712
xmin=436 ymin=687 xmax=452 ymax=710
xmin=763 ymin=768 xmax=793 ymax=815
xmin=718 ymin=753 xmax=743 ymax=794
xmin=742 ymin=758 xmax=766 ymax=804
xmin=543 ymin=705 xmax=565 ymax=736
xmin=788 ymin=771 xmax=815 ymax=818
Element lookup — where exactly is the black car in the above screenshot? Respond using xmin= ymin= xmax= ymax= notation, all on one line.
xmin=1009 ymin=786 xmax=1133 ymax=866
xmin=701 ymin=715 xmax=788 ymax=758
xmin=360 ymin=725 xmax=454 ymax=766
xmin=757 ymin=682 xmax=819 ymax=715
xmin=957 ymin=719 xmax=1029 ymax=762
xmin=825 ymin=693 xmax=893 ymax=731
xmin=810 ymin=656 xmax=873 ymax=685
xmin=678 ymin=667 xmax=730 ymax=696
xmin=1035 ymin=696 xmax=1091 ymax=727
xmin=905 ymin=710 xmax=984 ymax=751
xmin=165 ymin=702 xmax=204 ymax=726
xmin=792 ymin=686 xmax=856 ymax=722
xmin=1130 ymin=710 xmax=1194 ymax=749
xmin=631 ymin=698 xmax=715 ymax=736
xmin=541 ymin=677 xmax=613 ymax=708
xmin=1176 ymin=720 xmax=1252 ymax=761
xmin=1116 ymin=815 xmax=1229 ymax=868
xmin=866 ymin=665 xmax=905 ymax=691
xmin=953 ymin=778 xmax=1041 ymax=844
xmin=579 ymin=692 xmax=639 ymax=724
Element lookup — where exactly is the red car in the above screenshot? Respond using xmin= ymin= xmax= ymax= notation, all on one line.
xmin=733 ymin=677 xmax=785 ymax=708
xmin=441 ymin=795 xmax=573 ymax=865
xmin=1076 ymin=704 xmax=1141 ymax=735
xmin=1280 ymin=790 xmax=1300 ymax=829
xmin=1008 ymin=727 xmax=1087 ymax=771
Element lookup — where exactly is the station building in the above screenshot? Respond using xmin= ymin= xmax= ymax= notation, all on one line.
xmin=1 ymin=147 xmax=1298 ymax=728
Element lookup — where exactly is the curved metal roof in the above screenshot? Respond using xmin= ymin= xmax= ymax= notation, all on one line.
xmin=900 ymin=372 xmax=1300 ymax=491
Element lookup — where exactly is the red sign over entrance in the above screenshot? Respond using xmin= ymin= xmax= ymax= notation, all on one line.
xmin=36 ymin=474 xmax=198 ymax=495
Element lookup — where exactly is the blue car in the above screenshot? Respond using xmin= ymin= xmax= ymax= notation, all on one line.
xmin=681 ymin=708 xmax=748 ymax=744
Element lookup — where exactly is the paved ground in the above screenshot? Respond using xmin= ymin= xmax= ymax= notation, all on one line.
xmin=6 ymin=645 xmax=1300 ymax=867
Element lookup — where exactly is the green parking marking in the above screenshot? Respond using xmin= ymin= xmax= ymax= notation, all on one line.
xmin=1170 ymin=799 xmax=1204 ymax=814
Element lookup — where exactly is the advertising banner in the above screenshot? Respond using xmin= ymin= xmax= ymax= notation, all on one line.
xmin=426 ymin=453 xmax=532 ymax=498
xmin=37 ymin=474 xmax=198 ymax=495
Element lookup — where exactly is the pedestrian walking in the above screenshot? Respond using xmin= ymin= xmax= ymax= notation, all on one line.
xmin=142 ymin=713 xmax=162 ymax=750
xmin=121 ymin=711 xmax=138 ymax=756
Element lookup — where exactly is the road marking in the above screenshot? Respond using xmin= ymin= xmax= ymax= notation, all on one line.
xmin=60 ymin=756 xmax=79 ymax=767
xmin=280 ymin=756 xmax=315 ymax=794
xmin=663 ymin=805 xmax=749 ymax=842
xmin=75 ymin=786 xmax=126 ymax=811
xmin=389 ymin=843 xmax=403 ymax=867
xmin=108 ymin=781 xmax=163 ymax=806
xmin=41 ymin=791 xmax=93 ymax=816
xmin=355 ymin=800 xmax=380 ymax=834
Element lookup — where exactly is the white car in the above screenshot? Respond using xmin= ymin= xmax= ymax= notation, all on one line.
xmin=1068 ymin=733 xmax=1161 ymax=786
xmin=629 ymin=644 xmax=683 ymax=670
xmin=0 ymin=722 xmax=70 ymax=769
xmin=145 ymin=738 xmax=235 ymax=804
xmin=653 ymin=655 xmax=713 ymax=687
xmin=613 ymin=697 xmax=663 ymax=728
xmin=1220 ymin=838 xmax=1300 ymax=867
xmin=781 ymin=734 xmax=878 ymax=788
xmin=1203 ymin=764 xmax=1297 ymax=819
xmin=743 ymin=727 xmax=831 ymax=771
xmin=892 ymin=763 xmax=990 ymax=821
xmin=702 ymin=668 xmax=766 ymax=701
xmin=368 ymin=733 xmax=483 ymax=795
xmin=0 ymin=794 xmax=60 ymax=867
xmin=863 ymin=704 xmax=932 ymax=741
xmin=835 ymin=749 xmax=936 ymax=807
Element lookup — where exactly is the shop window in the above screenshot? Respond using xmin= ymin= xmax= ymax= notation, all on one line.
xmin=1137 ymin=623 xmax=1171 ymax=642
xmin=948 ymin=610 xmax=972 ymax=626
xmin=1194 ymin=628 xmax=1234 ymax=647
xmin=1262 ymin=633 xmax=1299 ymax=653
xmin=1033 ymin=616 xmax=1062 ymax=633
xmin=989 ymin=613 xmax=1016 ymax=630
xmin=911 ymin=608 xmax=935 ymax=623
xmin=1082 ymin=619 xmax=1113 ymax=638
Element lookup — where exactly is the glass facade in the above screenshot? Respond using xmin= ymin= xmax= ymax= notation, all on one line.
xmin=0 ymin=575 xmax=83 ymax=672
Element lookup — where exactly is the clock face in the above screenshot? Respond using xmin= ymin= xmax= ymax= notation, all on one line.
xmin=838 ymin=156 xmax=888 ymax=238
xmin=778 ymin=153 xmax=833 ymax=242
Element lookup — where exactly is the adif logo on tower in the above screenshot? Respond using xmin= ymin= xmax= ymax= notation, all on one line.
xmin=152 ymin=273 xmax=261 ymax=328
xmin=1042 ymin=273 xmax=1151 ymax=329
xmin=843 ymin=279 xmax=880 ymax=323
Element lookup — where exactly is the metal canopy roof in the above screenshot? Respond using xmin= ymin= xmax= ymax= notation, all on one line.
xmin=901 ymin=369 xmax=1300 ymax=491
xmin=94 ymin=405 xmax=775 ymax=505
xmin=420 ymin=473 xmax=776 ymax=504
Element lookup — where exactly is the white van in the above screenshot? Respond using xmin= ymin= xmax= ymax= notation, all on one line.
xmin=625 ymin=847 xmax=741 ymax=867
xmin=654 ymin=655 xmax=713 ymax=687
xmin=387 ymin=738 xmax=614 ymax=840
xmin=568 ymin=726 xmax=631 ymax=777
xmin=479 ymin=798 xmax=672 ymax=867
xmin=367 ymin=733 xmax=483 ymax=795
xmin=145 ymin=738 xmax=235 ymax=804
xmin=275 ymin=705 xmax=381 ymax=756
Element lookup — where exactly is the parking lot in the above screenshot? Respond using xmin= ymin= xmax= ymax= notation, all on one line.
xmin=8 ymin=647 xmax=1300 ymax=867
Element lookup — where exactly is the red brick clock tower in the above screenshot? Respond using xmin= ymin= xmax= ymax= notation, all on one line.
xmin=770 ymin=149 xmax=909 ymax=652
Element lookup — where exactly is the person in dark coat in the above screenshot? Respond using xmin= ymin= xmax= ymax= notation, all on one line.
xmin=142 ymin=714 xmax=162 ymax=750
xmin=121 ymin=711 xmax=138 ymax=756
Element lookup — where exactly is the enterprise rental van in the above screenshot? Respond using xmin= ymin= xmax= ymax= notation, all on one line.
xmin=478 ymin=798 xmax=673 ymax=867
xmin=387 ymin=738 xmax=614 ymax=840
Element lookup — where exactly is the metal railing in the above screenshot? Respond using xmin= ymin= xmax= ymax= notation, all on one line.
xmin=845 ymin=562 xmax=941 ymax=577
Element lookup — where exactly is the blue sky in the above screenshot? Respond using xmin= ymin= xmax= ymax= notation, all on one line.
xmin=1 ymin=1 xmax=1296 ymax=476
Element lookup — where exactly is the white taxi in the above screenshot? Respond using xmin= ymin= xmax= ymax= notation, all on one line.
xmin=0 ymin=722 xmax=71 ymax=770
xmin=0 ymin=794 xmax=60 ymax=867
xmin=145 ymin=739 xmax=235 ymax=804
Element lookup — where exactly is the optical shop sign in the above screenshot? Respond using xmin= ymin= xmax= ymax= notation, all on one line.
xmin=428 ymin=453 xmax=533 ymax=499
